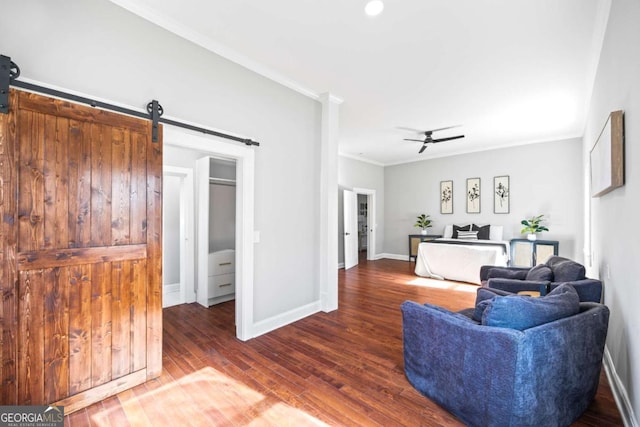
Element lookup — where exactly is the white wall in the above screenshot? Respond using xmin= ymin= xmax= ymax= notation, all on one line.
xmin=583 ymin=0 xmax=640 ymax=423
xmin=1 ymin=0 xmax=322 ymax=324
xmin=384 ymin=138 xmax=584 ymax=260
xmin=338 ymin=156 xmax=385 ymax=263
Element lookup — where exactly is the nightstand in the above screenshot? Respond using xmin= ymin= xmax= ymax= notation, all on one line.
xmin=510 ymin=239 xmax=559 ymax=267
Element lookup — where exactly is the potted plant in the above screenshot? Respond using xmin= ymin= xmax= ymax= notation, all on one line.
xmin=414 ymin=214 xmax=432 ymax=235
xmin=520 ymin=214 xmax=549 ymax=241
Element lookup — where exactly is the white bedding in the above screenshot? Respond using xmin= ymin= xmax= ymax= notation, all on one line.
xmin=414 ymin=240 xmax=509 ymax=285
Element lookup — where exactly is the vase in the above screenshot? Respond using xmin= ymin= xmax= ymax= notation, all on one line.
xmin=527 ymin=233 xmax=537 ymax=241
xmin=421 ymin=229 xmax=427 ymax=235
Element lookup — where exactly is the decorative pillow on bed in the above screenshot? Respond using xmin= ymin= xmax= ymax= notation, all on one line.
xmin=452 ymin=224 xmax=471 ymax=238
xmin=481 ymin=283 xmax=580 ymax=330
xmin=472 ymin=224 xmax=491 ymax=240
xmin=457 ymin=230 xmax=479 ymax=240
xmin=526 ymin=264 xmax=554 ymax=281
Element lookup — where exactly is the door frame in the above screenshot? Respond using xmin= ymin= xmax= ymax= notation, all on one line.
xmin=162 ymin=166 xmax=195 ymax=307
xmin=353 ymin=187 xmax=376 ymax=261
xmin=163 ymin=126 xmax=255 ymax=341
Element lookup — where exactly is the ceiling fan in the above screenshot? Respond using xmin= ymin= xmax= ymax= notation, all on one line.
xmin=399 ymin=125 xmax=465 ymax=153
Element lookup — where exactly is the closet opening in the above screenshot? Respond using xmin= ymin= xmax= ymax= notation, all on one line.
xmin=200 ymin=157 xmax=237 ymax=308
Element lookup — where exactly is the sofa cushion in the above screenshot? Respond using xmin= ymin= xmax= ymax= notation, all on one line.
xmin=551 ymin=260 xmax=586 ymax=282
xmin=481 ymin=284 xmax=580 ymax=330
xmin=487 ymin=268 xmax=528 ymax=280
xmin=526 ymin=264 xmax=553 ymax=281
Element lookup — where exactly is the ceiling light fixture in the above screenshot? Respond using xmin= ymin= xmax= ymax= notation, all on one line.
xmin=365 ymin=0 xmax=384 ymax=16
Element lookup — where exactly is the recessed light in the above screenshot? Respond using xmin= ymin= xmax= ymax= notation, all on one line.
xmin=365 ymin=0 xmax=384 ymax=17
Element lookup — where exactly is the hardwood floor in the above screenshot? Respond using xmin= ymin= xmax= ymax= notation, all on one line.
xmin=68 ymin=259 xmax=623 ymax=426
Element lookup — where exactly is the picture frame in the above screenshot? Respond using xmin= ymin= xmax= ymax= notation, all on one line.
xmin=466 ymin=177 xmax=481 ymax=214
xmin=493 ymin=175 xmax=510 ymax=214
xmin=440 ymin=180 xmax=453 ymax=214
xmin=590 ymin=110 xmax=624 ymax=197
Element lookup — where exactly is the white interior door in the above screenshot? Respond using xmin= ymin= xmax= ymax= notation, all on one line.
xmin=343 ymin=189 xmax=358 ymax=270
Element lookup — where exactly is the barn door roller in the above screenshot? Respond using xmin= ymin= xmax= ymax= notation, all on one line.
xmin=0 ymin=54 xmax=20 ymax=114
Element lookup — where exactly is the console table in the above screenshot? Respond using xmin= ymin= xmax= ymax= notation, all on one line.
xmin=510 ymin=238 xmax=559 ymax=267
xmin=409 ymin=234 xmax=442 ymax=262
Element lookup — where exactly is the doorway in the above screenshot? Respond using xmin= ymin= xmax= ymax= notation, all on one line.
xmin=343 ymin=187 xmax=376 ymax=270
xmin=357 ymin=194 xmax=368 ymax=262
xmin=196 ymin=157 xmax=238 ymax=308
xmin=163 ymin=126 xmax=255 ymax=341
xmin=162 ymin=166 xmax=195 ymax=307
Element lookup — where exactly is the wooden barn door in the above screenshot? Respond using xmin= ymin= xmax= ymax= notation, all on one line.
xmin=0 ymin=90 xmax=162 ymax=412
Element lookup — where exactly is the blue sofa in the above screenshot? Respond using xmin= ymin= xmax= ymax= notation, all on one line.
xmin=480 ymin=256 xmax=602 ymax=302
xmin=401 ymin=285 xmax=609 ymax=427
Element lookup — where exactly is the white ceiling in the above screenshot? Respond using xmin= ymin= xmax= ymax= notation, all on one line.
xmin=110 ymin=0 xmax=609 ymax=165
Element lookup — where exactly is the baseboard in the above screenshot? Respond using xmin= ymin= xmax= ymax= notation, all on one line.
xmin=379 ymin=253 xmax=410 ymax=262
xmin=163 ymin=283 xmax=181 ymax=308
xmin=603 ymin=345 xmax=638 ymax=427
xmin=338 ymin=254 xmax=389 ymax=268
xmin=249 ymin=300 xmax=322 ymax=339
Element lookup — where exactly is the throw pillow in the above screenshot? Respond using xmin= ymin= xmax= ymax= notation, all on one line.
xmin=473 ymin=287 xmax=513 ymax=321
xmin=457 ymin=230 xmax=479 ymax=240
xmin=526 ymin=264 xmax=553 ymax=281
xmin=452 ymin=224 xmax=471 ymax=239
xmin=472 ymin=224 xmax=491 ymax=240
xmin=552 ymin=260 xmax=586 ymax=282
xmin=481 ymin=283 xmax=580 ymax=330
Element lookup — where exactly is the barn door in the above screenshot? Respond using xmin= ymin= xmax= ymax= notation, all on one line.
xmin=0 ymin=90 xmax=163 ymax=412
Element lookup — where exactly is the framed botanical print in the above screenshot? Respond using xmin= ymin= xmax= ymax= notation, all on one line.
xmin=466 ymin=177 xmax=480 ymax=213
xmin=440 ymin=180 xmax=453 ymax=214
xmin=494 ymin=175 xmax=510 ymax=214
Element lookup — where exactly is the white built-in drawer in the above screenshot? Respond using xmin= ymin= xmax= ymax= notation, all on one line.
xmin=208 ymin=273 xmax=235 ymax=297
xmin=208 ymin=249 xmax=235 ymax=276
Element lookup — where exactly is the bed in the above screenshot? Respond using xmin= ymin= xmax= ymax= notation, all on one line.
xmin=414 ymin=225 xmax=509 ymax=285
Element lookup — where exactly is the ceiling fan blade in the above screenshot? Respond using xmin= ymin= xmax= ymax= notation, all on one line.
xmin=404 ymin=138 xmax=426 ymax=142
xmin=428 ymin=125 xmax=461 ymax=133
xmin=418 ymin=144 xmax=428 ymax=154
xmin=397 ymin=126 xmax=424 ymax=133
xmin=431 ymin=135 xmax=465 ymax=143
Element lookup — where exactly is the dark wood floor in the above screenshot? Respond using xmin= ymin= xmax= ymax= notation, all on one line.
xmin=67 ymin=259 xmax=623 ymax=426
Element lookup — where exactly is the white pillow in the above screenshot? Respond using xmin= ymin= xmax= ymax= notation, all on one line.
xmin=457 ymin=230 xmax=479 ymax=240
xmin=489 ymin=225 xmax=503 ymax=241
xmin=443 ymin=225 xmax=453 ymax=239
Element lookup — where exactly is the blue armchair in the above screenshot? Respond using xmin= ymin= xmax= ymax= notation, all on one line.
xmin=401 ymin=288 xmax=609 ymax=427
xmin=480 ymin=256 xmax=602 ymax=302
